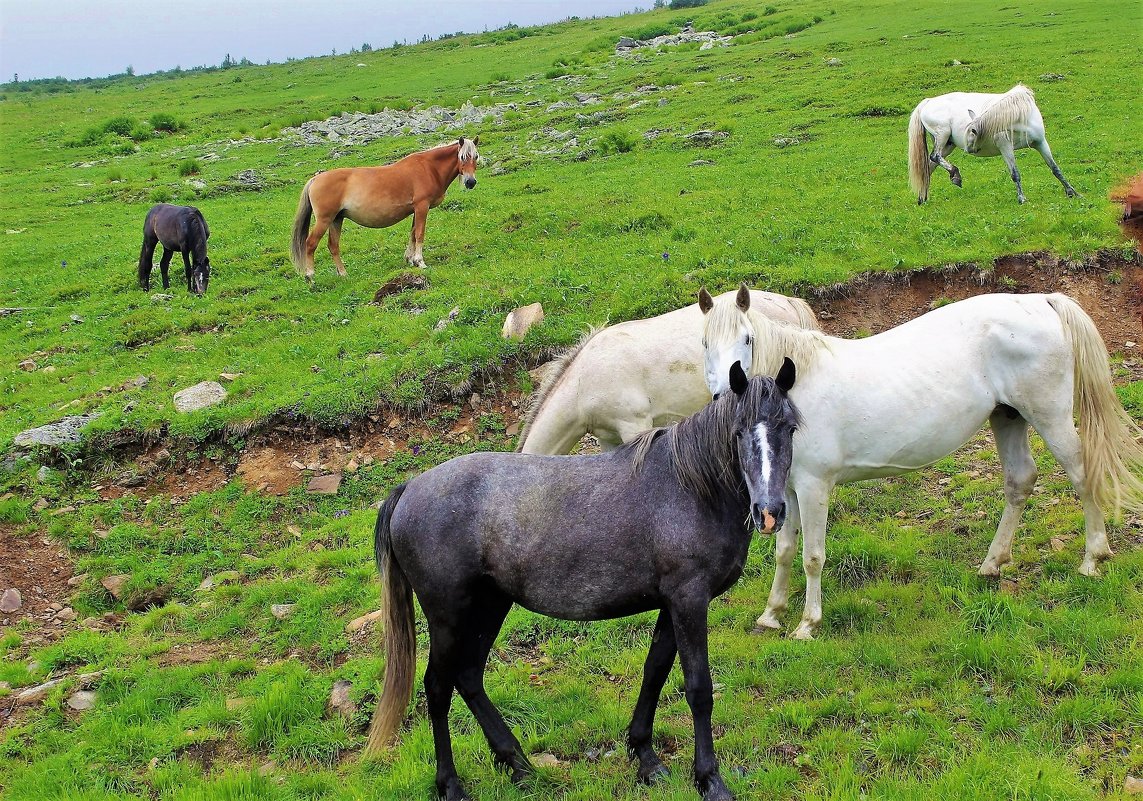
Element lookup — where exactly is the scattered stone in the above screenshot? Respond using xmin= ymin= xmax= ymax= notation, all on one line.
xmin=282 ymin=101 xmax=513 ymax=148
xmin=151 ymin=293 xmax=174 ymax=302
xmin=32 ymin=498 xmax=50 ymax=512
xmin=1124 ymin=776 xmax=1143 ymax=794
xmin=126 ymin=586 xmax=170 ymax=612
xmin=1049 ymin=537 xmax=1068 ymax=552
xmin=1127 ymin=340 xmax=1137 ymax=348
xmin=1039 ymin=72 xmax=1066 ymax=82
xmin=307 ymin=473 xmax=342 ymax=495
xmin=373 ymin=272 xmax=428 ymax=302
xmin=291 ymin=460 xmax=306 ymax=470
xmin=16 ymin=677 xmax=66 ymax=705
xmin=346 ymin=609 xmax=384 ymax=633
xmin=532 ymin=753 xmax=564 ymax=768
xmin=101 ymin=573 xmax=131 ymax=600
xmin=55 ymin=607 xmax=77 ymax=622
xmin=505 ymin=423 xmax=520 ymax=437
xmin=258 ymin=761 xmax=275 ymax=777
xmin=327 ymin=679 xmax=356 ymax=719
xmin=1 ymin=589 xmax=22 ymax=613
xmin=67 ymin=690 xmax=96 ymax=711
xmin=14 ymin=413 xmax=102 ymax=449
xmin=502 ymin=302 xmax=545 ymax=340
xmin=344 ymin=459 xmax=359 ymax=473
xmin=688 ymin=159 xmax=715 ymax=166
xmin=219 ymin=372 xmax=242 ymax=382
xmin=173 ymin=381 xmax=227 ymax=413
xmin=76 ymin=671 xmax=104 ymax=689
xmin=686 ymin=130 xmax=729 ymax=147
xmin=825 ymin=57 xmax=843 ymax=66
xmin=616 ymin=25 xmax=733 ymax=55
xmin=19 ymin=359 xmax=36 ymax=371
xmin=271 ymin=603 xmax=296 ymax=620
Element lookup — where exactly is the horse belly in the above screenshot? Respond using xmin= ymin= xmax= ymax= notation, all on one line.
xmin=342 ymin=202 xmax=412 ymax=229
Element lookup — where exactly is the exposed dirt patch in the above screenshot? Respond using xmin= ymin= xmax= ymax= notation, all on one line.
xmin=0 ymin=524 xmax=75 ymax=629
xmin=155 ymin=640 xmax=233 ymax=667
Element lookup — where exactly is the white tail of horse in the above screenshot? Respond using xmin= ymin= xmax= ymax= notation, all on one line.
xmin=1049 ymin=293 xmax=1143 ymax=518
xmin=907 ymin=101 xmax=930 ymax=202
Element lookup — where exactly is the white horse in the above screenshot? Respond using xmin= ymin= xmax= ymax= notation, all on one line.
xmin=702 ymin=285 xmax=1143 ymax=639
xmin=908 ymin=84 xmax=1077 ymax=204
xmin=518 ymin=290 xmax=818 ymax=454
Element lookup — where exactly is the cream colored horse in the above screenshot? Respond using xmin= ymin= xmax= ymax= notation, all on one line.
xmin=518 ymin=290 xmax=817 ymax=454
xmin=908 ymin=84 xmax=1076 ymax=204
xmin=703 ymin=285 xmax=1143 ymax=639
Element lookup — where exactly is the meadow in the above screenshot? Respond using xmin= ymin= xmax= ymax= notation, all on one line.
xmin=1 ymin=0 xmax=1141 ymax=798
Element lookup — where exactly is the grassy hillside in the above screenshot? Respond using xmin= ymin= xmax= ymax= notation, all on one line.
xmin=1 ymin=0 xmax=1141 ymax=799
xmin=1 ymin=0 xmax=1139 ymax=447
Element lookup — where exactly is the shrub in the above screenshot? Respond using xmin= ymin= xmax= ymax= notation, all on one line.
xmin=669 ymin=0 xmax=709 ymax=8
xmin=149 ymin=112 xmax=184 ymax=132
xmin=129 ymin=124 xmax=153 ymax=142
xmin=597 ymin=129 xmax=639 ymax=155
xmin=102 ymin=116 xmax=135 ymax=136
xmin=178 ymin=158 xmax=201 ymax=177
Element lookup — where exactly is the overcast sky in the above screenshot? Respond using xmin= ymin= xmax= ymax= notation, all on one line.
xmin=0 ymin=0 xmax=647 ymax=82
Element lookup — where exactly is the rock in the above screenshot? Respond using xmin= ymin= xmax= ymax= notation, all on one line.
xmin=505 ymin=423 xmax=520 ymax=437
xmin=307 ymin=474 xmax=342 ymax=495
xmin=32 ymin=498 xmax=49 ymax=511
xmin=76 ymin=671 xmax=104 ymax=689
xmin=344 ymin=460 xmax=359 ymax=473
xmin=14 ymin=413 xmax=102 ymax=449
xmin=101 ymin=573 xmax=131 ymax=600
xmin=1050 ymin=537 xmax=1068 ymax=552
xmin=373 ymin=272 xmax=428 ymax=302
xmin=16 ymin=677 xmax=65 ymax=704
xmin=327 ymin=679 xmax=356 ymax=719
xmin=1125 ymin=776 xmax=1143 ymax=794
xmin=271 ymin=603 xmax=296 ymax=620
xmin=67 ymin=690 xmax=96 ymax=711
xmin=67 ymin=573 xmax=88 ymax=587
xmin=502 ymin=303 xmax=545 ymax=340
xmin=151 ymin=293 xmax=173 ymax=302
xmin=219 ymin=372 xmax=242 ymax=382
xmin=19 ymin=359 xmax=36 ymax=371
xmin=37 ymin=465 xmax=54 ymax=482
xmin=126 ymin=586 xmax=170 ymax=612
xmin=532 ymin=753 xmax=564 ymax=768
xmin=173 ymin=381 xmax=227 ymax=413
xmin=345 ymin=609 xmax=384 ymax=633
xmin=826 ymin=57 xmax=843 ymax=66
xmin=1 ymin=589 xmax=22 ymax=613
xmin=55 ymin=607 xmax=77 ymax=622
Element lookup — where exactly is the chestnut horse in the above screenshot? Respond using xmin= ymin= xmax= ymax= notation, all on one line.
xmin=290 ymin=137 xmax=479 ymax=278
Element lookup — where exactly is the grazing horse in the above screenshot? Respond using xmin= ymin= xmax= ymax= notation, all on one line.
xmin=138 ymin=204 xmax=211 ymax=295
xmin=290 ymin=137 xmax=479 ymax=278
xmin=518 ymin=289 xmax=817 ymax=453
xmin=702 ymin=285 xmax=1143 ymax=639
xmin=365 ymin=361 xmax=801 ymax=801
xmin=908 ymin=84 xmax=1076 ymax=204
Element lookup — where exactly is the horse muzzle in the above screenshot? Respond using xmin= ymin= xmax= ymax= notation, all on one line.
xmin=463 ymin=176 xmax=477 ymax=189
xmin=752 ymin=504 xmax=785 ymax=534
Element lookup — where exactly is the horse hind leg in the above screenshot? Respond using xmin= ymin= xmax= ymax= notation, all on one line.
xmin=423 ymin=624 xmax=472 ymax=801
xmin=327 ymin=216 xmax=348 ymax=276
xmin=1029 ymin=413 xmax=1113 ymax=576
xmin=979 ymin=408 xmax=1038 ymax=577
xmin=159 ymin=248 xmax=174 ymax=290
xmin=450 ymin=595 xmax=532 ymax=784
xmin=138 ymin=234 xmax=157 ymax=290
xmin=627 ymin=609 xmax=677 ymax=784
xmin=929 ymin=134 xmax=961 ymax=187
xmin=1034 ymin=138 xmax=1077 ymax=197
xmin=304 ymin=214 xmax=335 ymax=280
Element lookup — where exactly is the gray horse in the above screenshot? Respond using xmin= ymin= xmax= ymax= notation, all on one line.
xmin=365 ymin=360 xmax=800 ymax=801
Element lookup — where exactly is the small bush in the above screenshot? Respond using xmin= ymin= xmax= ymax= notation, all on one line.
xmin=178 ymin=158 xmax=201 ymax=177
xmin=0 ymin=497 xmax=29 ymax=524
xmin=597 ymin=129 xmax=639 ymax=156
xmin=150 ymin=187 xmax=173 ymax=203
xmin=149 ymin=112 xmax=184 ymax=132
xmin=102 ymin=116 xmax=135 ymax=136
xmin=669 ymin=0 xmax=709 ymax=8
xmin=129 ymin=124 xmax=153 ymax=142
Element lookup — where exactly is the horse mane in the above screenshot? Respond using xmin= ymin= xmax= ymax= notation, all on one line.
xmin=974 ymin=84 xmax=1037 ymax=138
xmin=426 ymin=139 xmax=478 ymax=161
xmin=516 ymin=327 xmax=607 ymax=452
xmin=626 ymin=380 xmax=791 ymax=504
xmin=704 ymin=298 xmax=829 ymax=377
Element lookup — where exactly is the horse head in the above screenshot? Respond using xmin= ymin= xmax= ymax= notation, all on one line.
xmin=964 ymin=108 xmax=981 ymax=153
xmin=458 ymin=136 xmax=480 ymax=189
xmin=699 ymin=284 xmax=755 ymax=399
xmin=729 ymin=358 xmax=798 ymax=533
xmin=191 ymin=256 xmax=210 ymax=296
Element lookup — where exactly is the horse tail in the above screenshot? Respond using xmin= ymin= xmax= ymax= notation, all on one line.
xmin=516 ymin=327 xmax=605 ymax=453
xmin=908 ymin=101 xmax=930 ymax=203
xmin=365 ymin=482 xmax=416 ymax=754
xmin=1048 ymin=293 xmax=1143 ymax=519
xmin=290 ymin=178 xmax=314 ymax=273
xmin=787 ymin=296 xmax=820 ymax=330
xmin=138 ymin=210 xmax=155 ymax=287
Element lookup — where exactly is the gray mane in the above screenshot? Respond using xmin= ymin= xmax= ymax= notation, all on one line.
xmin=626 ymin=378 xmax=794 ymax=503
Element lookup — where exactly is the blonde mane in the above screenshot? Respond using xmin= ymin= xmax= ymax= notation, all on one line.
xmin=704 ymin=298 xmax=830 ymax=377
xmin=516 ymin=328 xmax=606 ymax=451
xmin=975 ymin=84 xmax=1038 ymax=138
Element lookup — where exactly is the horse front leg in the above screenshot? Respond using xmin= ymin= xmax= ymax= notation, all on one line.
xmin=181 ymin=251 xmax=192 ymax=292
xmin=627 ymin=609 xmax=677 ymax=785
xmin=669 ymin=591 xmax=733 ymax=801
xmin=159 ymin=248 xmax=174 ymax=290
xmin=406 ymin=203 xmax=428 ymax=267
xmin=998 ymin=141 xmax=1026 ymax=204
xmin=790 ymin=482 xmax=830 ymax=640
xmin=756 ymin=491 xmax=800 ymax=632
xmin=1033 ymin=139 xmax=1077 ymax=198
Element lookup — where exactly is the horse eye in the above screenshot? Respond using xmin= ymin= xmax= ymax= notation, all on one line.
xmin=701 ymin=339 xmax=707 ymax=348
xmin=745 ymin=335 xmax=754 ymax=345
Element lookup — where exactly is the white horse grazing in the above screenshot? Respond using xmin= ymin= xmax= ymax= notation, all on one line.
xmin=908 ymin=84 xmax=1077 ymax=204
xmin=518 ymin=290 xmax=818 ymax=454
xmin=702 ymin=285 xmax=1143 ymax=639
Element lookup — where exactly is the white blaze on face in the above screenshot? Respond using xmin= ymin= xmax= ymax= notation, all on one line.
xmin=753 ymin=422 xmax=772 ymax=487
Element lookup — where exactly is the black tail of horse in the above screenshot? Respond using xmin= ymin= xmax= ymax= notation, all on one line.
xmin=290 ymin=179 xmax=313 ymax=274
xmin=138 ymin=209 xmax=156 ymax=289
xmin=365 ymin=483 xmax=416 ymax=754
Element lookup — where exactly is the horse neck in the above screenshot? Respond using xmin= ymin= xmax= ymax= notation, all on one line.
xmin=977 ymin=86 xmax=1036 ymax=138
xmin=189 ymin=215 xmax=208 ymax=262
xmin=748 ymin=308 xmax=827 ymax=377
xmin=423 ymin=145 xmax=461 ymax=188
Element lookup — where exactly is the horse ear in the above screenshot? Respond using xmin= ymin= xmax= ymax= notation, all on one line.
xmin=730 ymin=360 xmax=749 ymax=396
xmin=698 ymin=287 xmax=714 ymax=314
xmin=967 ymin=109 xmax=976 ymax=120
xmin=472 ymin=135 xmax=480 ymax=146
xmin=457 ymin=137 xmax=465 ymax=147
xmin=776 ymin=357 xmax=796 ymax=393
xmin=736 ymin=283 xmax=751 ymax=311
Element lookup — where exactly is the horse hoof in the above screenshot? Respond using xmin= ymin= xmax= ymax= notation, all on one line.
xmin=789 ymin=624 xmax=816 ymax=641
xmin=977 ymin=562 xmax=1002 ymax=578
xmin=638 ymin=761 xmax=670 ymax=784
xmin=753 ymin=614 xmax=782 ymax=634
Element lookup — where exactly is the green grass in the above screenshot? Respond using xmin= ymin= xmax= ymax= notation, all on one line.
xmin=0 ymin=0 xmax=1139 ymax=447
xmin=1 ymin=0 xmax=1141 ymax=798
